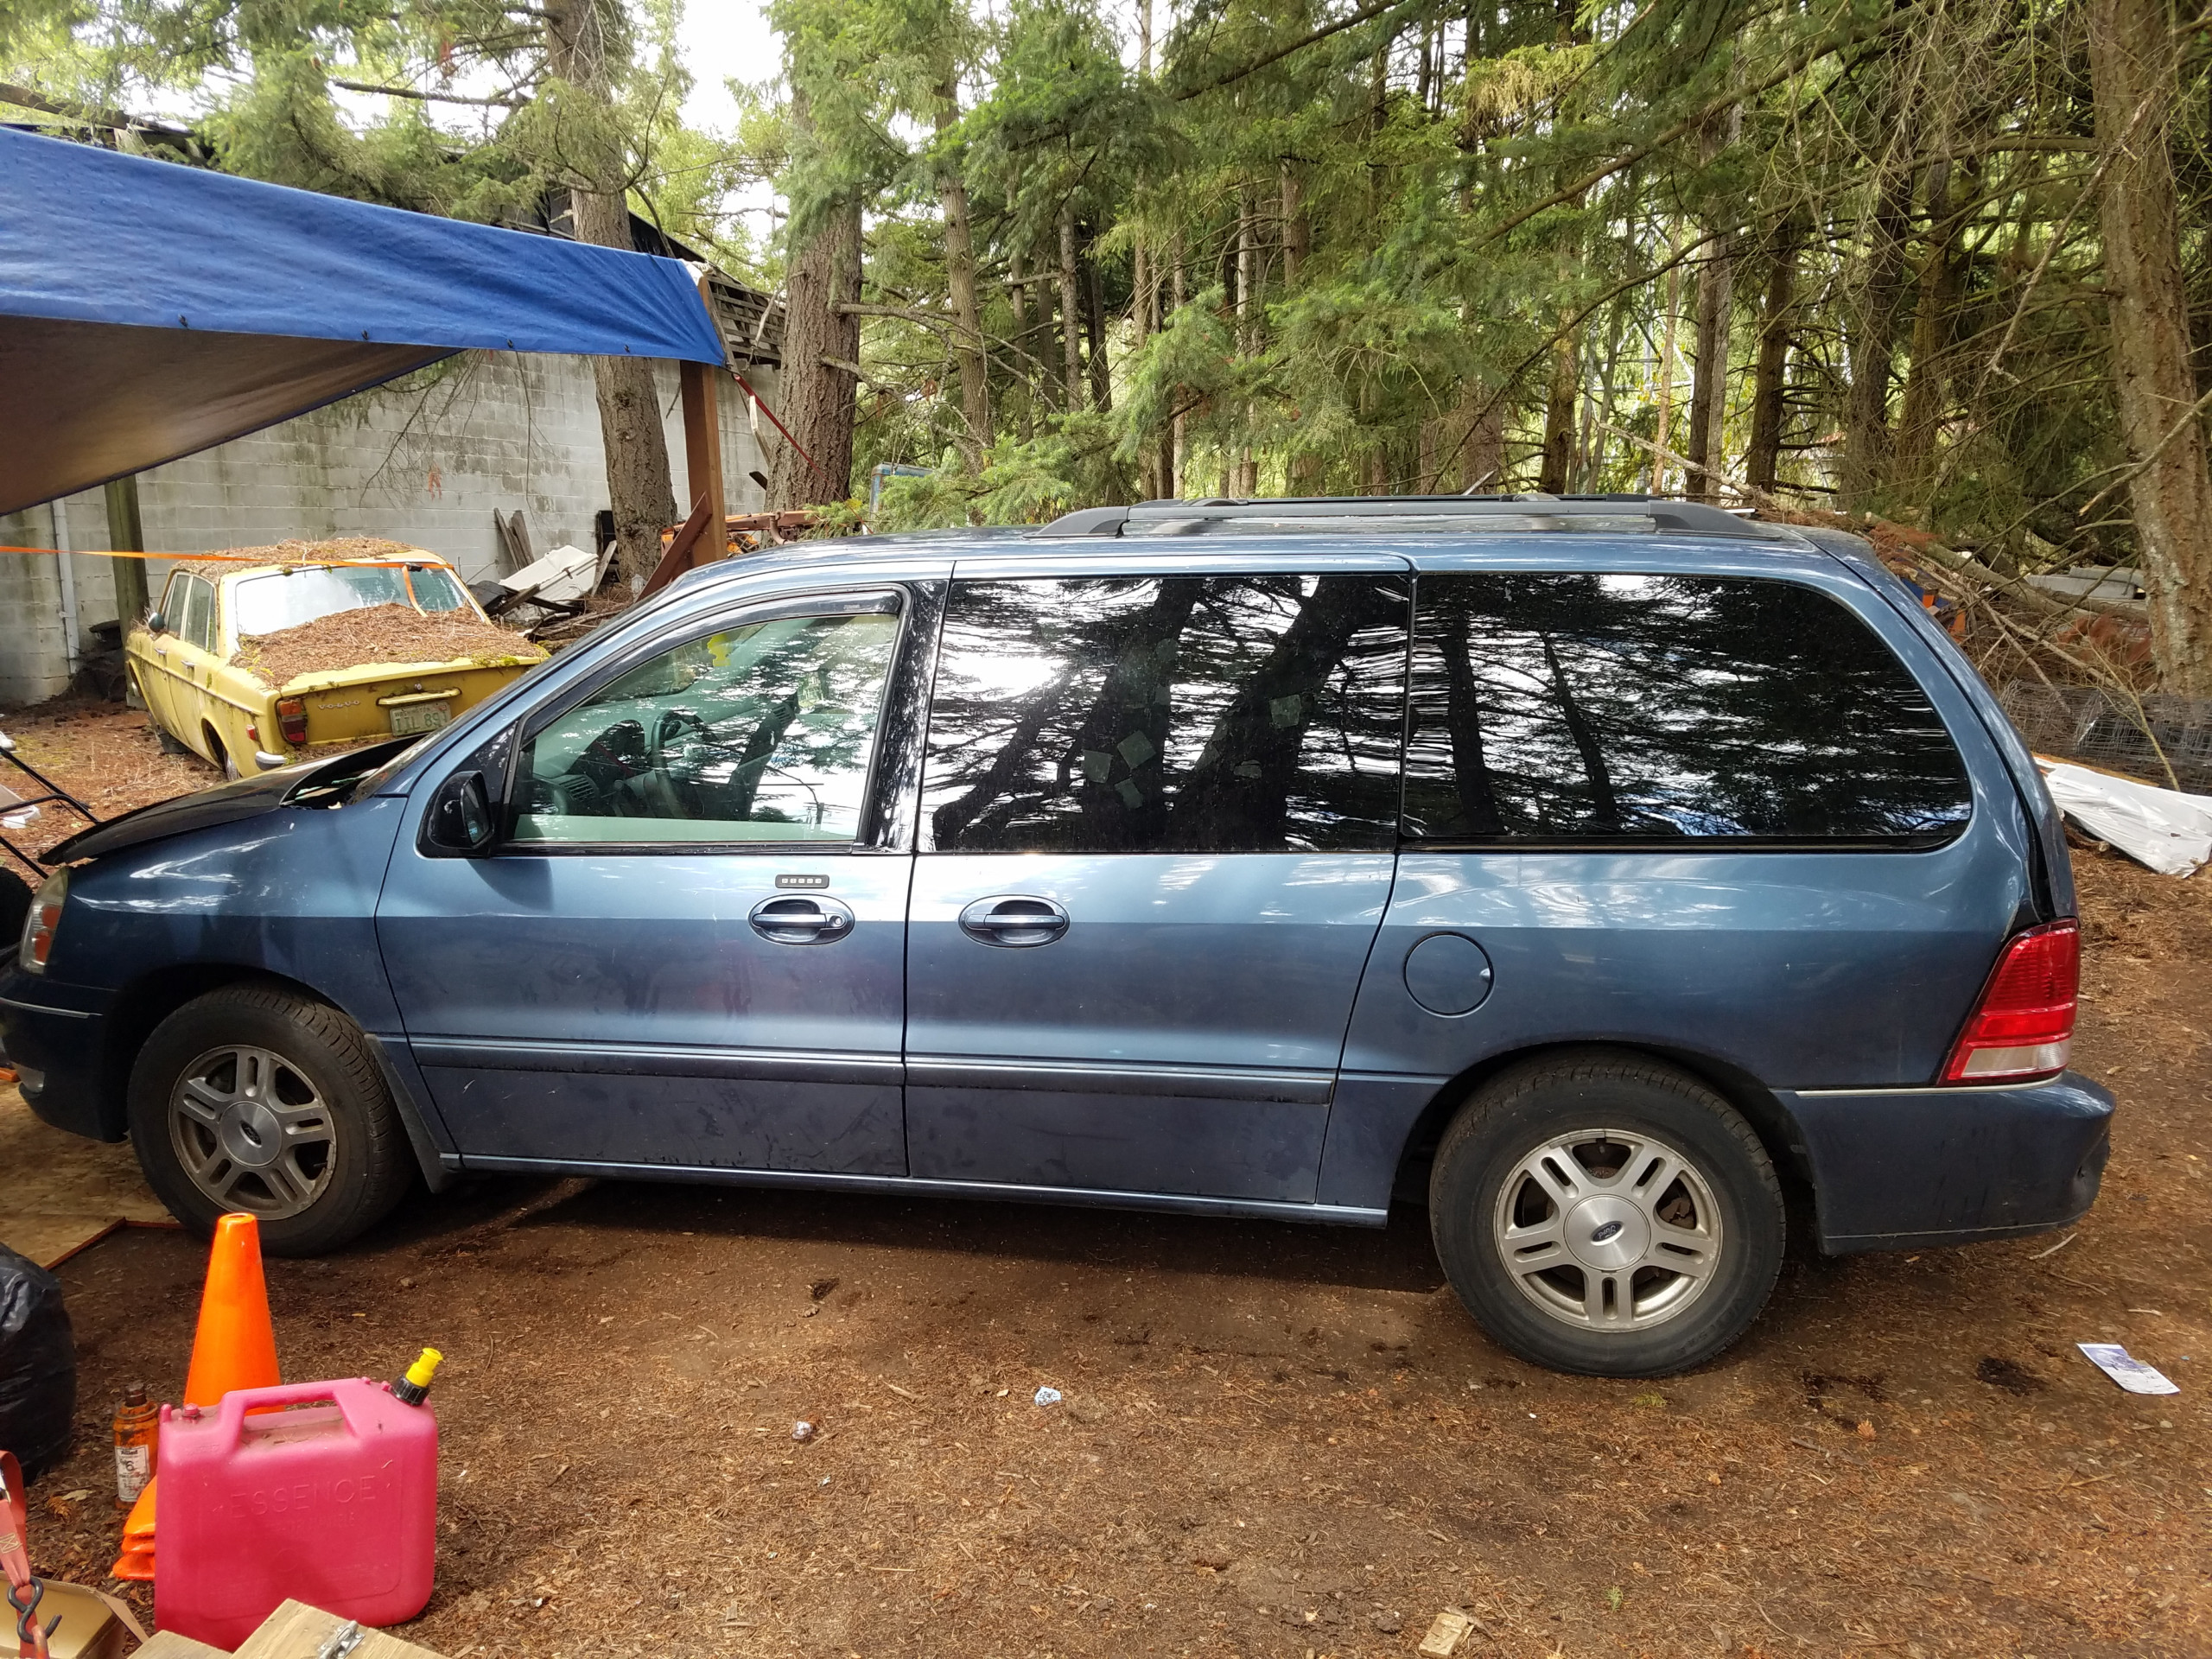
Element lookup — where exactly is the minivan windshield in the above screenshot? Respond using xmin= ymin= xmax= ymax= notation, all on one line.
xmin=232 ymin=564 xmax=469 ymax=636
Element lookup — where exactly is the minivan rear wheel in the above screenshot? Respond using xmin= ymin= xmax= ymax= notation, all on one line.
xmin=127 ymin=983 xmax=414 ymax=1255
xmin=1430 ymin=1052 xmax=1784 ymax=1376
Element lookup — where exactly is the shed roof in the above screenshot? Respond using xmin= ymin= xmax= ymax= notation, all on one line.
xmin=0 ymin=126 xmax=728 ymax=515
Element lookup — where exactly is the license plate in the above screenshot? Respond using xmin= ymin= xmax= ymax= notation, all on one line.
xmin=388 ymin=701 xmax=452 ymax=736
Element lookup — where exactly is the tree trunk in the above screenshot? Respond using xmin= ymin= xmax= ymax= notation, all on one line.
xmin=1282 ymin=171 xmax=1323 ymax=493
xmin=1895 ymin=156 xmax=1960 ymax=497
xmin=935 ymin=88 xmax=989 ymax=467
xmin=1083 ymin=232 xmax=1112 ymax=415
xmin=1745 ymin=214 xmax=1801 ymax=495
xmin=1842 ymin=92 xmax=1918 ymax=511
xmin=2089 ymin=0 xmax=2212 ymax=693
xmin=1460 ymin=385 xmax=1504 ymax=492
xmin=1652 ymin=222 xmax=1682 ymax=493
xmin=1235 ymin=188 xmax=1256 ymax=493
xmin=1058 ymin=207 xmax=1084 ymax=414
xmin=771 ymin=179 xmax=861 ymax=508
xmin=544 ymin=0 xmax=677 ymax=589
xmin=1008 ymin=246 xmax=1035 ymax=444
xmin=1167 ymin=243 xmax=1185 ymax=494
xmin=1536 ymin=334 xmax=1578 ymax=493
xmin=1582 ymin=304 xmax=1628 ymax=487
xmin=1686 ymin=107 xmax=1739 ymax=504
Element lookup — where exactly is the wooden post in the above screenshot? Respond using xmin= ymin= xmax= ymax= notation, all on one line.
xmin=103 ymin=473 xmax=150 ymax=623
xmin=677 ymin=359 xmax=726 ymax=569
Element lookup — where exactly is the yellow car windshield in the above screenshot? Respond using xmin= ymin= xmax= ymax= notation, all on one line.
xmin=232 ymin=564 xmax=468 ymax=635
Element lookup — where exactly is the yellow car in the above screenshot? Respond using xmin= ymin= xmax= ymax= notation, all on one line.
xmin=124 ymin=542 xmax=550 ymax=777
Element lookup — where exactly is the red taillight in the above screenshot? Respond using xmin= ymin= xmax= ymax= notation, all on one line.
xmin=276 ymin=696 xmax=308 ymax=747
xmin=1942 ymin=919 xmax=2079 ymax=1083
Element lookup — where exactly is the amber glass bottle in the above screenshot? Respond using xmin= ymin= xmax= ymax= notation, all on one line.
xmin=113 ymin=1382 xmax=158 ymax=1508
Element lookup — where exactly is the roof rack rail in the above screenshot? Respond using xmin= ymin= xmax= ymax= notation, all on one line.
xmin=1032 ymin=493 xmax=1789 ymax=541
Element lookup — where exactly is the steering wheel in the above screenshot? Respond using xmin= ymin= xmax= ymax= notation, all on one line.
xmin=649 ymin=707 xmax=710 ymax=772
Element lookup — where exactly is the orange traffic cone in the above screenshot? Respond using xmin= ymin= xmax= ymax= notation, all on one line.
xmin=121 ymin=1483 xmax=156 ymax=1542
xmin=110 ymin=1214 xmax=283 ymax=1584
xmin=182 ymin=1213 xmax=281 ymax=1408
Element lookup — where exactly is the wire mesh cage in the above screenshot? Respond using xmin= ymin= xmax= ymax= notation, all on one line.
xmin=1998 ymin=680 xmax=2212 ymax=795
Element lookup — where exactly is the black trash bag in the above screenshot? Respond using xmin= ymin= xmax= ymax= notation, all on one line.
xmin=0 ymin=1245 xmax=75 ymax=1481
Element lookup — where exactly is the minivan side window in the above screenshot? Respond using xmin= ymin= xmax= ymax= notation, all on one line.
xmin=512 ymin=609 xmax=900 ymax=845
xmin=922 ymin=575 xmax=1408 ymax=853
xmin=1402 ymin=572 xmax=1973 ymax=845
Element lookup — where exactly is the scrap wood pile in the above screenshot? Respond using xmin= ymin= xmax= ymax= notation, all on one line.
xmin=232 ymin=607 xmax=545 ymax=689
xmin=1750 ymin=501 xmax=2212 ymax=874
xmin=1754 ymin=504 xmax=2208 ymax=784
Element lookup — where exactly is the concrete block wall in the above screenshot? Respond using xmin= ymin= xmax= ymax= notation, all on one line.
xmin=0 ymin=506 xmax=78 ymax=707
xmin=0 ymin=351 xmax=778 ymax=707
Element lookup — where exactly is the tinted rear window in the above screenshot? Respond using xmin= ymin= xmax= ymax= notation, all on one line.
xmin=923 ymin=575 xmax=1408 ymax=853
xmin=1402 ymin=573 xmax=1972 ymax=844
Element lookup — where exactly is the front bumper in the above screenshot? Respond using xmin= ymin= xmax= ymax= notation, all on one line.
xmin=1783 ymin=1071 xmax=2113 ymax=1255
xmin=0 ymin=969 xmax=118 ymax=1141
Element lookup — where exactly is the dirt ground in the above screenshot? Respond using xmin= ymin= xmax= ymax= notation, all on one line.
xmin=4 ymin=697 xmax=2209 ymax=1658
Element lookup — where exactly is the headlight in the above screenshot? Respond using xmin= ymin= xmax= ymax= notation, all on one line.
xmin=19 ymin=868 xmax=67 ymax=974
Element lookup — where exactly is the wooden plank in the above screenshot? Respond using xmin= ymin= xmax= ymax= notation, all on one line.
xmin=639 ymin=493 xmax=715 ymax=599
xmin=232 ymin=1601 xmax=448 ymax=1659
xmin=0 ymin=1082 xmax=173 ymax=1268
xmin=135 ymin=1633 xmax=233 ymax=1659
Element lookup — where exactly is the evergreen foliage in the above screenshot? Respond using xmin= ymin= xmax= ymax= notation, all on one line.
xmin=8 ymin=0 xmax=2212 ymax=687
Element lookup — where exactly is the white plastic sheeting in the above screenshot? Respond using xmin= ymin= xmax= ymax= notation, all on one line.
xmin=2038 ymin=759 xmax=2212 ymax=877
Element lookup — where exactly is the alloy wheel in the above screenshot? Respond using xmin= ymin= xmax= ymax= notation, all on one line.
xmin=1491 ymin=1127 xmax=1724 ymax=1332
xmin=168 ymin=1045 xmax=336 ymax=1218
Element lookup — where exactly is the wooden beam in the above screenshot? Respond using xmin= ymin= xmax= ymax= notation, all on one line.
xmin=641 ymin=493 xmax=716 ymax=599
xmin=678 ymin=291 xmax=727 ymax=569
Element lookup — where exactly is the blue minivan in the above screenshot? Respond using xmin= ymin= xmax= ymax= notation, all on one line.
xmin=3 ymin=497 xmax=2112 ymax=1376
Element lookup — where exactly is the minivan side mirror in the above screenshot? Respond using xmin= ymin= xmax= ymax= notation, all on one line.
xmin=144 ymin=610 xmax=168 ymax=634
xmin=424 ymin=769 xmax=496 ymax=855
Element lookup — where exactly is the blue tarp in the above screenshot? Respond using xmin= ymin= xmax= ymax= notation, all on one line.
xmin=0 ymin=126 xmax=728 ymax=514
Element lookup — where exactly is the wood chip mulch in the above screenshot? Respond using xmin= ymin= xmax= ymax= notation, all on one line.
xmin=232 ymin=605 xmax=546 ymax=690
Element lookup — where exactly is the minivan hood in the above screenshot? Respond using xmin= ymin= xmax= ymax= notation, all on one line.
xmin=43 ymin=738 xmax=416 ymax=865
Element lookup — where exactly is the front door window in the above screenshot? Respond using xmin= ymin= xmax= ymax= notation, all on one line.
xmin=514 ymin=610 xmax=900 ymax=846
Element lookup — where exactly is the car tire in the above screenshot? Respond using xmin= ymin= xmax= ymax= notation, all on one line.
xmin=1429 ymin=1051 xmax=1784 ymax=1377
xmin=127 ymin=982 xmax=415 ymax=1255
xmin=204 ymin=727 xmax=241 ymax=782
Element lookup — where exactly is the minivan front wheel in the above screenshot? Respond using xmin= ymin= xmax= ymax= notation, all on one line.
xmin=1431 ymin=1053 xmax=1784 ymax=1377
xmin=128 ymin=983 xmax=413 ymax=1255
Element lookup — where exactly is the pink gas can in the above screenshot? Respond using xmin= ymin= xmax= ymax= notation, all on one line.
xmin=154 ymin=1377 xmax=437 ymax=1648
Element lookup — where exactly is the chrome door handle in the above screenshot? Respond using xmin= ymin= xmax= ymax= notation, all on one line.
xmin=957 ymin=895 xmax=1070 ymax=948
xmin=748 ymin=894 xmax=855 ymax=944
